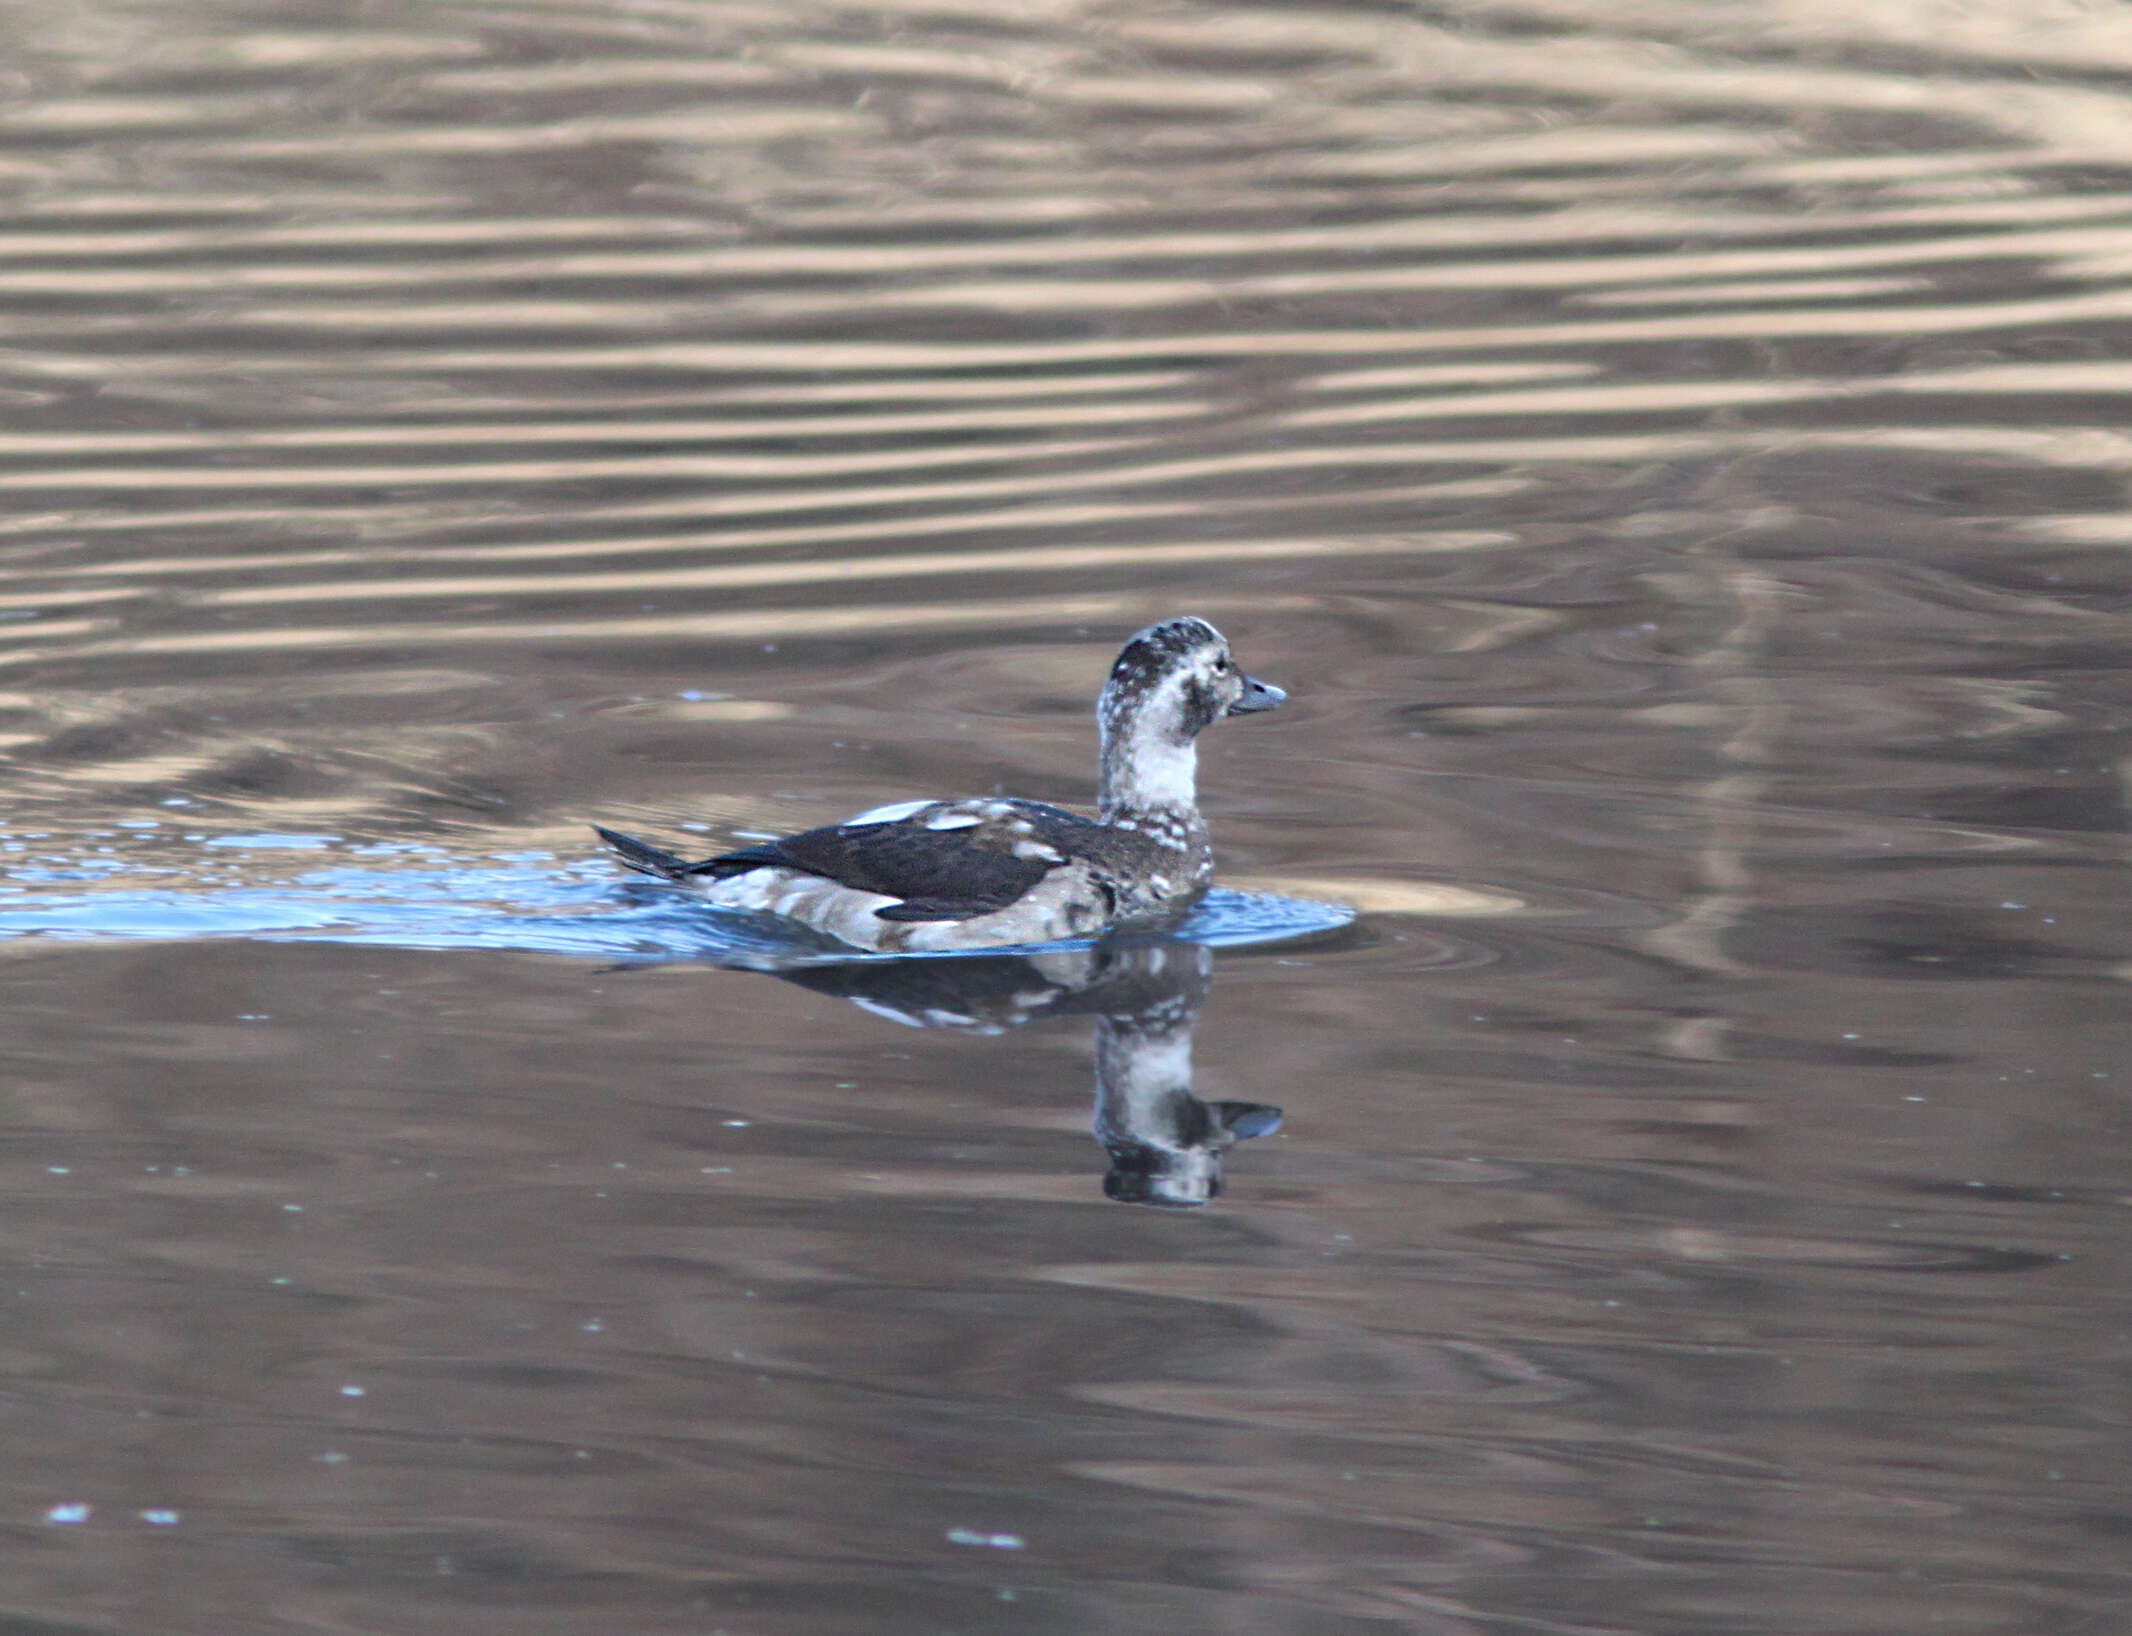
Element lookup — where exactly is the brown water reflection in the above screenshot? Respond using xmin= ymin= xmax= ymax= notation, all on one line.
xmin=5 ymin=0 xmax=2132 ymax=1632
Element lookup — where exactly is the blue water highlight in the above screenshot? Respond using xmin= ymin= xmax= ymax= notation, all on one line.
xmin=0 ymin=835 xmax=1355 ymax=966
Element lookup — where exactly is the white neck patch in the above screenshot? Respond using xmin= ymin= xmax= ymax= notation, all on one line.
xmin=1104 ymin=734 xmax=1197 ymax=816
xmin=1099 ymin=667 xmax=1209 ymax=817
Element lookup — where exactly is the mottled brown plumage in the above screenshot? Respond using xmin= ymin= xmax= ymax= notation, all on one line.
xmin=595 ymin=617 xmax=1283 ymax=951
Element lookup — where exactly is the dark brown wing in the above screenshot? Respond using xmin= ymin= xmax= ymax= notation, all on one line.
xmin=692 ymin=817 xmax=1054 ymax=921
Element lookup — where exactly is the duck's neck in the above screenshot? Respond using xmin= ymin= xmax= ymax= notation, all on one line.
xmin=1098 ymin=713 xmax=1201 ymax=825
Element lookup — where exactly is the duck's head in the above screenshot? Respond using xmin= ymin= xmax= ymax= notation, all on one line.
xmin=1099 ymin=616 xmax=1285 ymax=748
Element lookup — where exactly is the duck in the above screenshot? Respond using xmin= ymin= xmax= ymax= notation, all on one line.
xmin=594 ymin=615 xmax=1285 ymax=952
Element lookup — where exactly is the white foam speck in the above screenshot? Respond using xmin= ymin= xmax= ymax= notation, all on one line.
xmin=946 ymin=1527 xmax=1024 ymax=1550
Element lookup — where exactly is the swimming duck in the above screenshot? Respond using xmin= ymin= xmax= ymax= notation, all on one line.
xmin=594 ymin=615 xmax=1284 ymax=952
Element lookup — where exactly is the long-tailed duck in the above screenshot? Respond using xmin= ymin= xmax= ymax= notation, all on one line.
xmin=594 ymin=615 xmax=1284 ymax=952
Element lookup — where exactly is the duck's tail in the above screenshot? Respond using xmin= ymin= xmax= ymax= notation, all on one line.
xmin=593 ymin=824 xmax=702 ymax=880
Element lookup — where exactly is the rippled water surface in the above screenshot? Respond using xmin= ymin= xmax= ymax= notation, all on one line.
xmin=7 ymin=2 xmax=2132 ymax=1631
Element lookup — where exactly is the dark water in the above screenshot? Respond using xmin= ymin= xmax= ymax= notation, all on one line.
xmin=6 ymin=2 xmax=2132 ymax=1631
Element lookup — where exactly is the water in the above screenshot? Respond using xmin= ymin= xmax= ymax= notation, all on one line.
xmin=5 ymin=2 xmax=2132 ymax=1631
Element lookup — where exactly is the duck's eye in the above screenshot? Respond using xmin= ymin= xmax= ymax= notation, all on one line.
xmin=1214 ymin=656 xmax=1233 ymax=673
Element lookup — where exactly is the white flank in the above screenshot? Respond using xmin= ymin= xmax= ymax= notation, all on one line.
xmin=698 ymin=866 xmax=906 ymax=950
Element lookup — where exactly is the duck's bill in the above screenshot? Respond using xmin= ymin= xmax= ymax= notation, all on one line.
xmin=1227 ymin=675 xmax=1286 ymax=715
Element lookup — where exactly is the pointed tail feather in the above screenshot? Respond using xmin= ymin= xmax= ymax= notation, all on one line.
xmin=593 ymin=824 xmax=701 ymax=880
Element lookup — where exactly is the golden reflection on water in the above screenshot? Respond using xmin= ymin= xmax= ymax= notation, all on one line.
xmin=1231 ymin=875 xmax=1528 ymax=916
xmin=0 ymin=592 xmax=1162 ymax=662
xmin=194 ymin=533 xmax=1508 ymax=609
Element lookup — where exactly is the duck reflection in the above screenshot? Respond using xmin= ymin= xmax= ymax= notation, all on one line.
xmin=774 ymin=940 xmax=1282 ymax=1207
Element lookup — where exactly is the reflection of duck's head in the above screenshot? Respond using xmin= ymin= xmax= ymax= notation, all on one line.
xmin=1091 ymin=943 xmax=1282 ymax=1210
xmin=1099 ymin=1088 xmax=1283 ymax=1209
